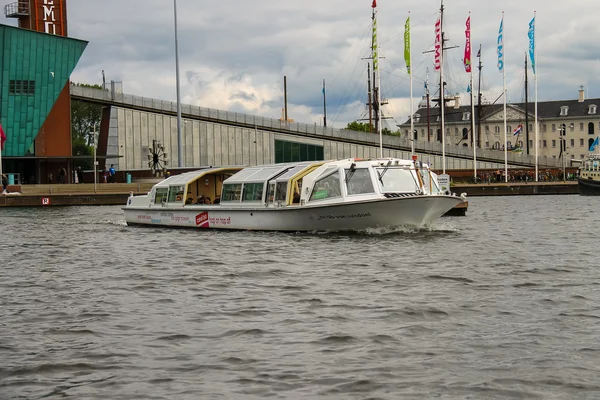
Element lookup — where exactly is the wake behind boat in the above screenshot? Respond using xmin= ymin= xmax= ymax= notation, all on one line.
xmin=123 ymin=157 xmax=464 ymax=232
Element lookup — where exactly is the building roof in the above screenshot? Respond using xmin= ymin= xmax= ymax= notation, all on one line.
xmin=404 ymin=96 xmax=600 ymax=126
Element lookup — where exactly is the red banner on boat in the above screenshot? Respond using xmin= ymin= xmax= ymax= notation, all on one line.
xmin=434 ymin=18 xmax=441 ymax=71
xmin=464 ymin=16 xmax=472 ymax=73
xmin=371 ymin=0 xmax=376 ymax=8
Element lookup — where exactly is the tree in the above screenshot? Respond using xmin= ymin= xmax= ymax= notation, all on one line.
xmin=71 ymin=83 xmax=104 ymax=169
xmin=345 ymin=121 xmax=399 ymax=136
xmin=346 ymin=121 xmax=372 ymax=132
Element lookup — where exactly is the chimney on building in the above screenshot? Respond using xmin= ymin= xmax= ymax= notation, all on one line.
xmin=579 ymin=86 xmax=585 ymax=102
xmin=453 ymin=95 xmax=461 ymax=109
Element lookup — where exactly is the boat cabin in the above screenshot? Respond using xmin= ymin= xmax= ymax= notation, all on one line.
xmin=146 ymin=167 xmax=243 ymax=206
xmin=140 ymin=158 xmax=443 ymax=208
xmin=216 ymin=158 xmax=442 ymax=208
xmin=580 ymin=154 xmax=600 ymax=181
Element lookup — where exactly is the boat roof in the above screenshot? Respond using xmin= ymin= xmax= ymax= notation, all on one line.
xmin=153 ymin=166 xmax=243 ymax=188
xmin=224 ymin=161 xmax=317 ymax=184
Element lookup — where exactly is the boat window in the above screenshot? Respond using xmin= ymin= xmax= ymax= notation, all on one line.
xmin=376 ymin=168 xmax=418 ymax=193
xmin=309 ymin=171 xmax=341 ymax=201
xmin=345 ymin=168 xmax=374 ymax=195
xmin=267 ymin=182 xmax=276 ymax=203
xmin=154 ymin=187 xmax=169 ymax=204
xmin=275 ymin=182 xmax=288 ymax=202
xmin=222 ymin=183 xmax=242 ymax=202
xmin=167 ymin=185 xmax=185 ymax=202
xmin=242 ymin=183 xmax=264 ymax=202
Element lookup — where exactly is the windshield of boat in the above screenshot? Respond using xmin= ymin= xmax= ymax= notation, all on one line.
xmin=345 ymin=168 xmax=375 ymax=195
xmin=375 ymin=167 xmax=418 ymax=193
xmin=309 ymin=170 xmax=341 ymax=201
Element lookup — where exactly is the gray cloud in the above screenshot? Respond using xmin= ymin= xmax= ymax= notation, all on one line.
xmin=9 ymin=0 xmax=596 ymax=128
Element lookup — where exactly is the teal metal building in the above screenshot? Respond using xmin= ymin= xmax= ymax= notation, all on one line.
xmin=0 ymin=23 xmax=87 ymax=182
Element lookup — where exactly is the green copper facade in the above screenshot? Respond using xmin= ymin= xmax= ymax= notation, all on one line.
xmin=0 ymin=24 xmax=87 ymax=156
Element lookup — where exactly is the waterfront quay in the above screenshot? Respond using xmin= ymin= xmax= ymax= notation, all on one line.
xmin=452 ymin=181 xmax=578 ymax=196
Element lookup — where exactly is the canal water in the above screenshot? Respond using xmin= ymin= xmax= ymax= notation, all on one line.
xmin=1 ymin=196 xmax=599 ymax=399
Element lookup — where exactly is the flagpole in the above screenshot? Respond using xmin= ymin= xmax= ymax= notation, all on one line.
xmin=323 ymin=78 xmax=327 ymax=127
xmin=534 ymin=11 xmax=538 ymax=181
xmin=440 ymin=0 xmax=446 ymax=174
xmin=468 ymin=12 xmax=476 ymax=181
xmin=372 ymin=3 xmax=382 ymax=158
xmin=408 ymin=12 xmax=414 ymax=156
xmin=502 ymin=12 xmax=508 ymax=183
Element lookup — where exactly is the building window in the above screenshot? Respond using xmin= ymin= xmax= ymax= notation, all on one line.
xmin=274 ymin=140 xmax=324 ymax=163
xmin=421 ymin=129 xmax=425 ymax=137
xmin=570 ymin=124 xmax=574 ymax=132
xmin=462 ymin=112 xmax=470 ymax=121
xmin=580 ymin=122 xmax=584 ymax=131
xmin=581 ymin=154 xmax=585 ymax=159
xmin=580 ymin=138 xmax=585 ymax=146
xmin=589 ymin=105 xmax=597 ymax=114
xmin=529 ymin=140 xmax=533 ymax=148
xmin=552 ymin=140 xmax=556 ymax=148
xmin=570 ymin=138 xmax=575 ymax=147
xmin=8 ymin=80 xmax=36 ymax=95
xmin=454 ymin=127 xmax=459 ymax=136
xmin=560 ymin=106 xmax=569 ymax=116
xmin=494 ymin=126 xmax=500 ymax=133
xmin=589 ymin=138 xmax=596 ymax=150
xmin=552 ymin=124 xmax=556 ymax=132
xmin=437 ymin=129 xmax=442 ymax=142
xmin=462 ymin=128 xmax=469 ymax=140
xmin=529 ymin=124 xmax=533 ymax=132
xmin=542 ymin=124 xmax=547 ymax=133
xmin=589 ymin=122 xmax=595 ymax=135
xmin=436 ymin=116 xmax=440 ymax=122
xmin=485 ymin=126 xmax=490 ymax=133
xmin=507 ymin=125 xmax=512 ymax=134
xmin=485 ymin=141 xmax=489 ymax=148
xmin=543 ymin=140 xmax=547 ymax=147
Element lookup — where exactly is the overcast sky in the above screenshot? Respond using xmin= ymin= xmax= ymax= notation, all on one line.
xmin=6 ymin=0 xmax=600 ymax=128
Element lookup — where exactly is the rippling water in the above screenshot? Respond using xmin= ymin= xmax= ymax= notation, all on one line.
xmin=1 ymin=196 xmax=600 ymax=399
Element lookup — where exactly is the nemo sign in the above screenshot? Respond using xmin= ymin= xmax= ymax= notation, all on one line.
xmin=29 ymin=0 xmax=67 ymax=37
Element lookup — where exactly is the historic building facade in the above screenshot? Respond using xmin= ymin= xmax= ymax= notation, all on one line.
xmin=403 ymin=88 xmax=599 ymax=162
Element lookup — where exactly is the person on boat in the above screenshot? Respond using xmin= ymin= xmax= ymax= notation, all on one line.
xmin=205 ymin=197 xmax=212 ymax=204
xmin=213 ymin=195 xmax=220 ymax=204
xmin=185 ymin=197 xmax=194 ymax=204
xmin=196 ymin=195 xmax=205 ymax=204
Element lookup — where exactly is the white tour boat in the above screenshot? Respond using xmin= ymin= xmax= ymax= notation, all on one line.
xmin=123 ymin=158 xmax=465 ymax=231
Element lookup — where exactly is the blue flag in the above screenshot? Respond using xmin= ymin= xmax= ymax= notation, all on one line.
xmin=590 ymin=136 xmax=599 ymax=152
xmin=467 ymin=84 xmax=471 ymax=93
xmin=497 ymin=18 xmax=504 ymax=72
xmin=528 ymin=17 xmax=536 ymax=74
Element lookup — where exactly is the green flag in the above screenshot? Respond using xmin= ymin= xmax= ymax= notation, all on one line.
xmin=404 ymin=17 xmax=411 ymax=74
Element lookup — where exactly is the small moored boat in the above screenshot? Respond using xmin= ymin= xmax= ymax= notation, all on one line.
xmin=123 ymin=158 xmax=465 ymax=231
xmin=577 ymin=154 xmax=600 ymax=196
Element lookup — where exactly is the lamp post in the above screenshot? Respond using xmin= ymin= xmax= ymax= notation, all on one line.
xmin=91 ymin=123 xmax=98 ymax=193
xmin=173 ymin=0 xmax=183 ymax=168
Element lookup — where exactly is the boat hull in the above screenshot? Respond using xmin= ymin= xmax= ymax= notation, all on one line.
xmin=577 ymin=177 xmax=600 ymax=196
xmin=123 ymin=196 xmax=462 ymax=232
